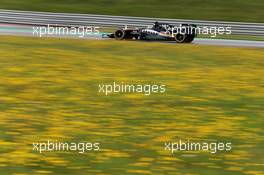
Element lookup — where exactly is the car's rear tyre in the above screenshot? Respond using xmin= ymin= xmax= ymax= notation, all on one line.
xmin=115 ymin=30 xmax=125 ymax=40
xmin=185 ymin=34 xmax=195 ymax=43
xmin=175 ymin=34 xmax=186 ymax=43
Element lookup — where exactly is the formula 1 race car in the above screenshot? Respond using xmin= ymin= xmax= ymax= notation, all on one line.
xmin=107 ymin=22 xmax=197 ymax=43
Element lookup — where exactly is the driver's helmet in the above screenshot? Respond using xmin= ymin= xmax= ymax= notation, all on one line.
xmin=154 ymin=21 xmax=159 ymax=27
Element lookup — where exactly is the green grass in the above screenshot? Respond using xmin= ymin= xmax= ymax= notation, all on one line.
xmin=0 ymin=0 xmax=264 ymax=23
xmin=0 ymin=36 xmax=263 ymax=175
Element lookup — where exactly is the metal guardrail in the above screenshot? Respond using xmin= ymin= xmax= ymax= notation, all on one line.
xmin=1 ymin=9 xmax=264 ymax=36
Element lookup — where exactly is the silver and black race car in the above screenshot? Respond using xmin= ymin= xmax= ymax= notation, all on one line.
xmin=108 ymin=22 xmax=197 ymax=43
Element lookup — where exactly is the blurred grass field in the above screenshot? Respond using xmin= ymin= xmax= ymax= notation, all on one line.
xmin=0 ymin=36 xmax=264 ymax=175
xmin=0 ymin=0 xmax=264 ymax=23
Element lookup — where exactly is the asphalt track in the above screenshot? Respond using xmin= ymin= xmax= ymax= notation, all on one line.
xmin=1 ymin=23 xmax=264 ymax=48
xmin=1 ymin=9 xmax=264 ymax=36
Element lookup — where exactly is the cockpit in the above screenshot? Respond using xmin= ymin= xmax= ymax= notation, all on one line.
xmin=152 ymin=22 xmax=174 ymax=32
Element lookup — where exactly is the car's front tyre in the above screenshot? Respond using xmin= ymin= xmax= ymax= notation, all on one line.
xmin=114 ymin=30 xmax=125 ymax=40
xmin=175 ymin=33 xmax=186 ymax=43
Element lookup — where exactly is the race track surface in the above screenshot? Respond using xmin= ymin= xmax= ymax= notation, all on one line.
xmin=1 ymin=23 xmax=264 ymax=48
